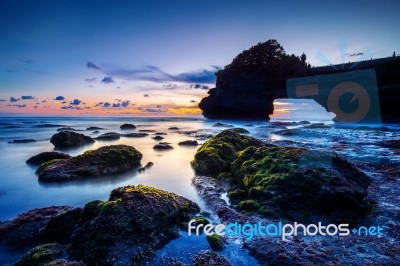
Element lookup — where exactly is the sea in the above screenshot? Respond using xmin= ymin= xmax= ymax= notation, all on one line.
xmin=0 ymin=116 xmax=399 ymax=265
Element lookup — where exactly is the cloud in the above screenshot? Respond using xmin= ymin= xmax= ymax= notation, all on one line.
xmin=121 ymin=100 xmax=130 ymax=107
xmin=61 ymin=106 xmax=82 ymax=110
xmin=85 ymin=78 xmax=97 ymax=82
xmin=86 ymin=61 xmax=219 ymax=84
xmin=191 ymin=84 xmax=209 ymax=90
xmin=70 ymin=99 xmax=82 ymax=105
xmin=143 ymin=108 xmax=163 ymax=113
xmin=7 ymin=104 xmax=26 ymax=108
xmin=0 ymin=99 xmax=6 ymax=101
xmin=19 ymin=59 xmax=34 ymax=64
xmin=144 ymin=94 xmax=150 ymax=97
xmin=348 ymin=52 xmax=364 ymax=57
xmin=10 ymin=97 xmax=20 ymax=102
xmin=112 ymin=103 xmax=121 ymax=108
xmin=61 ymin=101 xmax=67 ymax=104
xmin=87 ymin=61 xmax=101 ymax=70
xmin=101 ymin=76 xmax=114 ymax=84
xmin=42 ymin=100 xmax=47 ymax=103
xmin=21 ymin=95 xmax=35 ymax=100
xmin=54 ymin=96 xmax=65 ymax=101
xmin=103 ymin=102 xmax=111 ymax=107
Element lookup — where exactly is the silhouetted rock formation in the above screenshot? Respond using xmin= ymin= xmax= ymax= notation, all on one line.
xmin=199 ymin=39 xmax=400 ymax=122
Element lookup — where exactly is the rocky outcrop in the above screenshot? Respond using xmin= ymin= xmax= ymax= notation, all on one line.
xmin=50 ymin=131 xmax=94 ymax=148
xmin=0 ymin=206 xmax=74 ymax=250
xmin=95 ymin=132 xmax=120 ymax=140
xmin=26 ymin=152 xmax=71 ymax=165
xmin=36 ymin=145 xmax=142 ymax=181
xmin=191 ymin=130 xmax=372 ymax=224
xmin=13 ymin=185 xmax=199 ymax=265
xmin=199 ymin=39 xmax=400 ymax=122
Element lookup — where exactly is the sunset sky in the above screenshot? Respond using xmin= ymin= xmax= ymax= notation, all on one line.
xmin=1 ymin=0 xmax=399 ymax=116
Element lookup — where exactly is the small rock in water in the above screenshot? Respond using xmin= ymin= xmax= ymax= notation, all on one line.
xmin=212 ymin=122 xmax=234 ymax=128
xmin=8 ymin=139 xmax=36 ymax=144
xmin=168 ymin=127 xmax=180 ymax=130
xmin=123 ymin=133 xmax=149 ymax=138
xmin=144 ymin=162 xmax=154 ymax=169
xmin=154 ymin=132 xmax=167 ymax=135
xmin=153 ymin=142 xmax=173 ymax=150
xmin=86 ymin=126 xmax=104 ymax=130
xmin=178 ymin=140 xmax=198 ymax=146
xmin=50 ymin=131 xmax=94 ymax=148
xmin=96 ymin=132 xmax=121 ymax=140
xmin=120 ymin=123 xmax=136 ymax=130
xmin=152 ymin=136 xmax=164 ymax=141
xmin=139 ymin=129 xmax=157 ymax=133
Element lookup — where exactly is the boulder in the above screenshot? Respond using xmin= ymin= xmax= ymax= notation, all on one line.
xmin=37 ymin=145 xmax=142 ymax=181
xmin=120 ymin=123 xmax=136 ymax=130
xmin=123 ymin=132 xmax=149 ymax=138
xmin=8 ymin=139 xmax=36 ymax=144
xmin=153 ymin=142 xmax=173 ymax=150
xmin=95 ymin=132 xmax=120 ymax=140
xmin=192 ymin=130 xmax=372 ymax=224
xmin=50 ymin=131 xmax=94 ymax=148
xmin=178 ymin=140 xmax=199 ymax=146
xmin=0 ymin=206 xmax=74 ymax=250
xmin=152 ymin=135 xmax=164 ymax=141
xmin=26 ymin=152 xmax=71 ymax=165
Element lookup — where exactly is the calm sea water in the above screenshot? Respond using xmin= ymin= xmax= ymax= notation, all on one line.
xmin=0 ymin=116 xmax=399 ymax=265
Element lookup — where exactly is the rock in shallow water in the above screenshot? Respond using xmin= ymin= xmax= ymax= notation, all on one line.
xmin=95 ymin=132 xmax=121 ymax=140
xmin=120 ymin=123 xmax=136 ymax=130
xmin=191 ymin=129 xmax=372 ymax=224
xmin=36 ymin=145 xmax=142 ymax=181
xmin=50 ymin=131 xmax=94 ymax=148
xmin=15 ymin=185 xmax=200 ymax=265
xmin=26 ymin=151 xmax=71 ymax=165
xmin=0 ymin=206 xmax=74 ymax=250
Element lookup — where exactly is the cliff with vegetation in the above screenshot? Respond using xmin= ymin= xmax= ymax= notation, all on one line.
xmin=199 ymin=39 xmax=400 ymax=122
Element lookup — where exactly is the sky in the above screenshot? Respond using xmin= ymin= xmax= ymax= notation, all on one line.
xmin=0 ymin=0 xmax=399 ymax=116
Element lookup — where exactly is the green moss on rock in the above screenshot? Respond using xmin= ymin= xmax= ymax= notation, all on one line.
xmin=37 ymin=145 xmax=143 ymax=181
xmin=14 ymin=243 xmax=67 ymax=266
xmin=191 ymin=130 xmax=263 ymax=175
xmin=206 ymin=234 xmax=224 ymax=251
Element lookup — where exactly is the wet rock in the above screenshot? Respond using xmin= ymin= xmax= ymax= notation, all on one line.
xmin=8 ymin=139 xmax=36 ymax=144
xmin=168 ymin=127 xmax=180 ymax=130
xmin=154 ymin=132 xmax=167 ymax=135
xmin=377 ymin=139 xmax=400 ymax=149
xmin=153 ymin=142 xmax=173 ymax=150
xmin=212 ymin=122 xmax=234 ymax=128
xmin=120 ymin=123 xmax=136 ymax=130
xmin=192 ymin=250 xmax=231 ymax=266
xmin=50 ymin=131 xmax=95 ymax=148
xmin=230 ymin=127 xmax=249 ymax=134
xmin=57 ymin=127 xmax=78 ymax=132
xmin=139 ymin=129 xmax=157 ymax=133
xmin=304 ymin=123 xmax=330 ymax=129
xmin=67 ymin=185 xmax=199 ymax=265
xmin=192 ymin=129 xmax=372 ymax=224
xmin=123 ymin=132 xmax=149 ymax=138
xmin=178 ymin=140 xmax=199 ymax=146
xmin=37 ymin=145 xmax=142 ymax=181
xmin=26 ymin=152 xmax=71 ymax=165
xmin=0 ymin=206 xmax=74 ymax=250
xmin=95 ymin=132 xmax=121 ymax=140
xmin=190 ymin=130 xmax=264 ymax=175
xmin=152 ymin=135 xmax=164 ymax=141
xmin=86 ymin=126 xmax=104 ymax=130
xmin=145 ymin=162 xmax=154 ymax=169
xmin=14 ymin=243 xmax=84 ymax=266
xmin=299 ymin=120 xmax=310 ymax=124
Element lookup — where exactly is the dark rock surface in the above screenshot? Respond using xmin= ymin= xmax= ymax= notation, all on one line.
xmin=153 ymin=142 xmax=173 ymax=150
xmin=86 ymin=126 xmax=104 ymax=130
xmin=152 ymin=135 xmax=164 ymax=141
xmin=123 ymin=132 xmax=149 ymax=138
xmin=120 ymin=123 xmax=136 ymax=130
xmin=50 ymin=131 xmax=94 ymax=148
xmin=0 ymin=206 xmax=74 ymax=250
xmin=178 ymin=140 xmax=199 ymax=146
xmin=95 ymin=132 xmax=121 ymax=140
xmin=199 ymin=39 xmax=400 ymax=122
xmin=192 ymin=250 xmax=232 ymax=266
xmin=37 ymin=145 xmax=142 ymax=181
xmin=191 ymin=130 xmax=372 ymax=224
xmin=26 ymin=152 xmax=71 ymax=165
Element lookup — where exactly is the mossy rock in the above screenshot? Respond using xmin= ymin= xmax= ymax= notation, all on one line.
xmin=50 ymin=131 xmax=94 ymax=148
xmin=67 ymin=185 xmax=199 ymax=265
xmin=37 ymin=145 xmax=143 ymax=181
xmin=14 ymin=243 xmax=67 ymax=266
xmin=206 ymin=234 xmax=224 ymax=251
xmin=26 ymin=152 xmax=71 ymax=165
xmin=191 ymin=130 xmax=264 ymax=175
